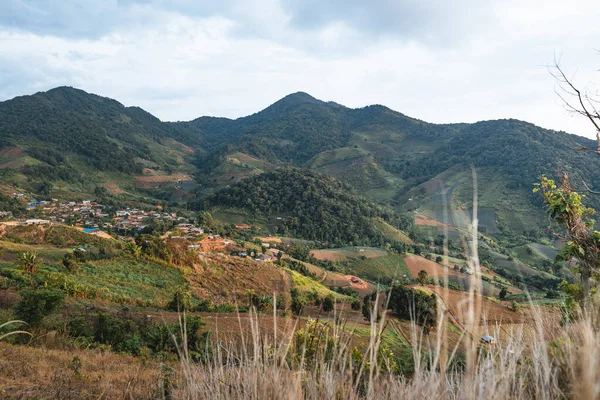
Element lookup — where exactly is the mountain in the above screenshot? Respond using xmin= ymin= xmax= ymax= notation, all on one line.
xmin=0 ymin=87 xmax=199 ymax=200
xmin=2 ymin=87 xmax=600 ymax=238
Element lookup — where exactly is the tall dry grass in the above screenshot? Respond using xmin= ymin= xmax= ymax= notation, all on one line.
xmin=171 ymin=169 xmax=600 ymax=399
xmin=170 ymin=297 xmax=599 ymax=399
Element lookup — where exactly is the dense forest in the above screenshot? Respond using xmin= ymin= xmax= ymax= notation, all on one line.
xmin=0 ymin=87 xmax=199 ymax=182
xmin=200 ymin=168 xmax=412 ymax=246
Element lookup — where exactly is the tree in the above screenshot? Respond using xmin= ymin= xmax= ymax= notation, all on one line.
xmin=322 ymin=294 xmax=334 ymax=312
xmin=435 ymin=255 xmax=443 ymax=263
xmin=167 ymin=288 xmax=192 ymax=312
xmin=417 ymin=269 xmax=429 ymax=285
xmin=551 ymin=58 xmax=600 ymax=155
xmin=290 ymin=288 xmax=306 ymax=316
xmin=498 ymin=287 xmax=509 ymax=300
xmin=17 ymin=251 xmax=40 ymax=274
xmin=125 ymin=241 xmax=142 ymax=258
xmin=351 ymin=299 xmax=361 ymax=310
xmin=13 ymin=289 xmax=66 ymax=327
xmin=388 ymin=284 xmax=437 ymax=331
xmin=535 ymin=174 xmax=600 ymax=311
xmin=197 ymin=211 xmax=215 ymax=229
xmin=362 ymin=295 xmax=372 ymax=322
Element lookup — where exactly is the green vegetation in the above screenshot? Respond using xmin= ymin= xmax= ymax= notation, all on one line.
xmin=388 ymin=284 xmax=437 ymax=330
xmin=13 ymin=288 xmax=66 ymax=327
xmin=202 ymin=168 xmax=412 ymax=246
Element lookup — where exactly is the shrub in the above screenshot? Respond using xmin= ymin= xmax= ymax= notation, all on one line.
xmin=388 ymin=284 xmax=437 ymax=331
xmin=62 ymin=253 xmax=80 ymax=275
xmin=322 ymin=294 xmax=334 ymax=312
xmin=290 ymin=288 xmax=306 ymax=316
xmin=16 ymin=251 xmax=40 ymax=274
xmin=13 ymin=288 xmax=66 ymax=327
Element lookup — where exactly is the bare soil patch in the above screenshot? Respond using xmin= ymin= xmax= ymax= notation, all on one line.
xmin=410 ymin=284 xmax=522 ymax=326
xmin=101 ymin=182 xmax=127 ymax=195
xmin=404 ymin=255 xmax=464 ymax=278
xmin=310 ymin=247 xmax=387 ymax=262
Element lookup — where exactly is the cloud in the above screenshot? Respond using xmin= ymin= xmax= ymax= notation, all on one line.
xmin=0 ymin=0 xmax=599 ymax=139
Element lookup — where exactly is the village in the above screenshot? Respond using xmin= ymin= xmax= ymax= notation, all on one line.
xmin=1 ymin=193 xmax=281 ymax=262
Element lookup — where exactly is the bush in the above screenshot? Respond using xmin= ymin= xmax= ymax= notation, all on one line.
xmin=388 ymin=284 xmax=437 ymax=331
xmin=62 ymin=253 xmax=80 ymax=275
xmin=290 ymin=288 xmax=306 ymax=316
xmin=498 ymin=287 xmax=509 ymax=300
xmin=322 ymin=294 xmax=334 ymax=312
xmin=13 ymin=289 xmax=66 ymax=327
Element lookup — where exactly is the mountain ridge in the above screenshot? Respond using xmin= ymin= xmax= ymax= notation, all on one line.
xmin=2 ymin=86 xmax=600 ymax=237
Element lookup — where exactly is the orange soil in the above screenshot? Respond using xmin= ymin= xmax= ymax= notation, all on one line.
xmin=134 ymin=173 xmax=190 ymax=188
xmin=0 ymin=146 xmax=25 ymax=159
xmin=410 ymin=284 xmax=522 ymax=325
xmin=256 ymin=236 xmax=282 ymax=243
xmin=414 ymin=214 xmax=454 ymax=230
xmin=189 ymin=253 xmax=292 ymax=305
xmin=101 ymin=182 xmax=127 ymax=195
xmin=404 ymin=255 xmax=464 ymax=278
xmin=310 ymin=248 xmax=386 ymax=262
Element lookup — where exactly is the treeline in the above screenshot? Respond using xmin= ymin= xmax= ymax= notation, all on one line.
xmin=199 ymin=168 xmax=413 ymax=246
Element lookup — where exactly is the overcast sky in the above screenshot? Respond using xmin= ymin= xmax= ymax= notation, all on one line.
xmin=0 ymin=0 xmax=599 ymax=138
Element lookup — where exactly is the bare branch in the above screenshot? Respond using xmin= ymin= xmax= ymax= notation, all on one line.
xmin=550 ymin=56 xmax=600 ymax=154
xmin=580 ymin=180 xmax=600 ymax=195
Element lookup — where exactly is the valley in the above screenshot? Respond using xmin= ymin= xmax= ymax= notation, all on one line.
xmin=0 ymin=87 xmax=588 ymax=398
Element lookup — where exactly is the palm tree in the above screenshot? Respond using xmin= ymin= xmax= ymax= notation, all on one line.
xmin=17 ymin=251 xmax=40 ymax=274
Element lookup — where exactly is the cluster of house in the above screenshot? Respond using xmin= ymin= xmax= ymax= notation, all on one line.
xmin=8 ymin=194 xmax=191 ymax=234
xmin=7 ymin=193 xmax=281 ymax=264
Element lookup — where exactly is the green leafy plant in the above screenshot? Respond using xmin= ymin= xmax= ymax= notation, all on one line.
xmin=13 ymin=289 xmax=66 ymax=327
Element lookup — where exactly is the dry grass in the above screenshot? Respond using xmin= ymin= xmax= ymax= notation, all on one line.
xmin=0 ymin=343 xmax=164 ymax=399
xmin=170 ymin=297 xmax=600 ymax=400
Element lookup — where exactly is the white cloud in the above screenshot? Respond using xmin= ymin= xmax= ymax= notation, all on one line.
xmin=0 ymin=0 xmax=599 ymax=138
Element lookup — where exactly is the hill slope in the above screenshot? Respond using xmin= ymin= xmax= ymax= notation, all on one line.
xmin=201 ymin=167 xmax=412 ymax=246
xmin=3 ymin=87 xmax=600 ymax=238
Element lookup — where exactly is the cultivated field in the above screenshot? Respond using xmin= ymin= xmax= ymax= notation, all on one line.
xmin=404 ymin=255 xmax=464 ymax=278
xmin=310 ymin=247 xmax=387 ymax=262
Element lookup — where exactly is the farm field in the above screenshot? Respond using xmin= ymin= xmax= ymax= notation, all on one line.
xmin=404 ymin=255 xmax=464 ymax=278
xmin=310 ymin=247 xmax=387 ymax=262
xmin=410 ymin=285 xmax=522 ymax=326
xmin=342 ymin=253 xmax=411 ymax=283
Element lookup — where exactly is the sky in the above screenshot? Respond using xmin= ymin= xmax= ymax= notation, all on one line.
xmin=0 ymin=0 xmax=599 ymax=138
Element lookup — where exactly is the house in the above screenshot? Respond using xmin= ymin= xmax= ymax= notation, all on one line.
xmin=24 ymin=219 xmax=50 ymax=225
xmin=254 ymin=254 xmax=273 ymax=262
xmin=235 ymin=224 xmax=251 ymax=231
xmin=270 ymin=248 xmax=281 ymax=257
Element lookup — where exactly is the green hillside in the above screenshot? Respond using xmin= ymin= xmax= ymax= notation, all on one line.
xmin=3 ymin=87 xmax=600 ymax=242
xmin=200 ymin=167 xmax=413 ymax=247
